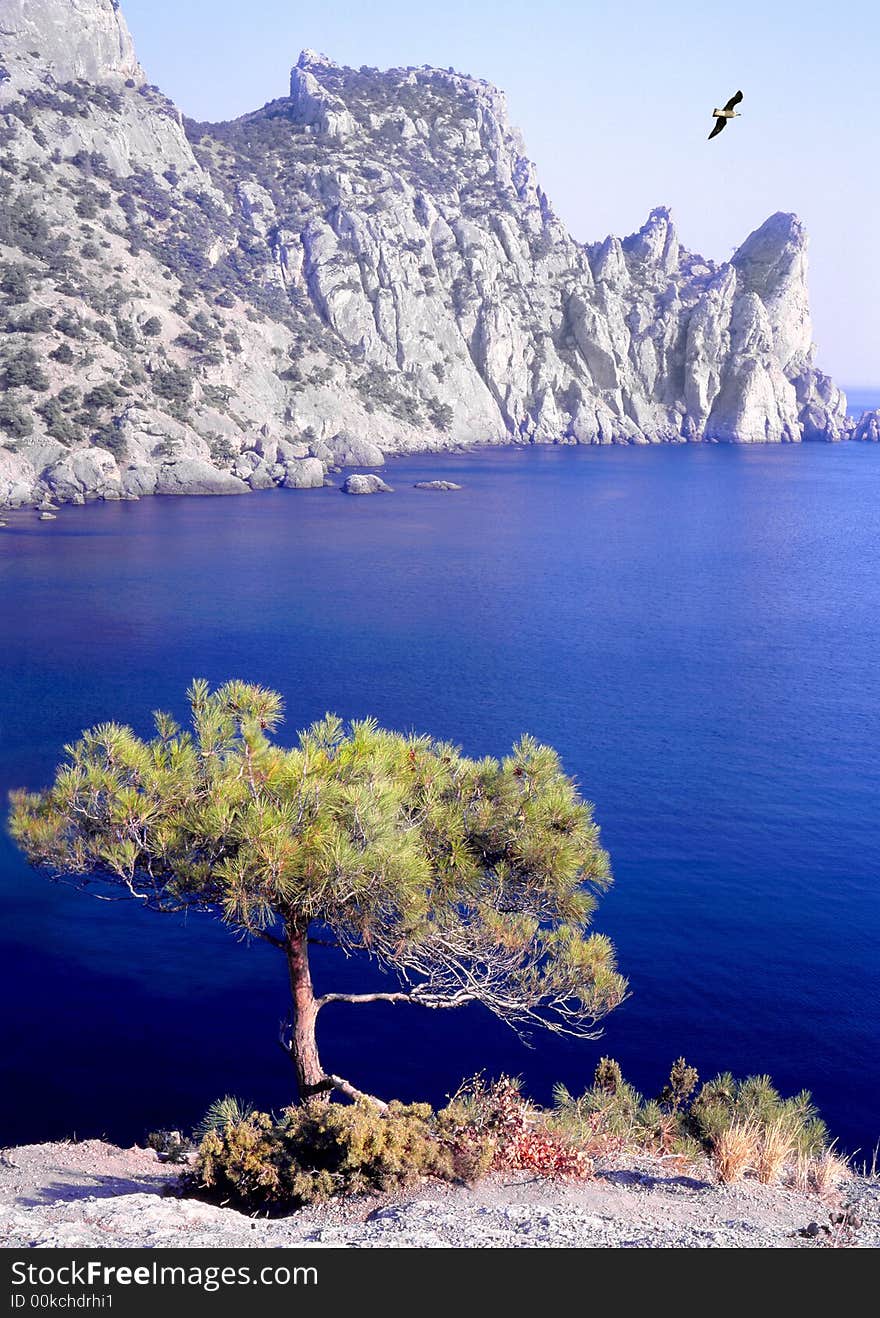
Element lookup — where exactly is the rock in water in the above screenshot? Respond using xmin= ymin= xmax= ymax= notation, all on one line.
xmin=0 ymin=2 xmax=852 ymax=511
xmin=853 ymin=410 xmax=880 ymax=443
xmin=341 ymin=474 xmax=394 ymax=495
xmin=414 ymin=481 xmax=462 ymax=491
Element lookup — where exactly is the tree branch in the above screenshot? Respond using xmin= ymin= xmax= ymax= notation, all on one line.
xmin=252 ymin=929 xmax=286 ymax=950
xmin=312 ymin=1074 xmax=388 ymax=1111
xmin=317 ymin=991 xmax=415 ymax=1007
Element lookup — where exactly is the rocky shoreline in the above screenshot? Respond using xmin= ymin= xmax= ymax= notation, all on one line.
xmin=3 ymin=417 xmax=880 ymax=521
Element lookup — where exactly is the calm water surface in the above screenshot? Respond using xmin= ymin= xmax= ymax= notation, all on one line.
xmin=1 ymin=441 xmax=879 ymax=1152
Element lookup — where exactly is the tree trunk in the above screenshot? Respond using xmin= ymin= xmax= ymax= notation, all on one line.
xmin=284 ymin=923 xmax=326 ymax=1103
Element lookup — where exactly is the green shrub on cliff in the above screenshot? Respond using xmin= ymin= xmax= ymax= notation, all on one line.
xmin=0 ymin=396 xmax=33 ymax=439
xmin=194 ymin=1099 xmax=457 ymax=1211
xmin=690 ymin=1073 xmax=828 ymax=1158
xmin=0 ymin=262 xmax=33 ymax=304
xmin=1 ymin=345 xmax=48 ymax=391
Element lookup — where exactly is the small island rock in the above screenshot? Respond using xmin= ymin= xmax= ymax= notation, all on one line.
xmin=853 ymin=409 xmax=880 ymax=443
xmin=341 ymin=474 xmax=394 ymax=495
xmin=413 ymin=480 xmax=462 ymax=491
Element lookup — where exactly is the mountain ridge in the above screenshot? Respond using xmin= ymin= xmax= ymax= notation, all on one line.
xmin=0 ymin=0 xmax=866 ymax=509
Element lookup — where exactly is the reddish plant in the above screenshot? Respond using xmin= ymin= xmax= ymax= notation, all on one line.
xmin=448 ymin=1076 xmax=594 ymax=1181
xmin=501 ymin=1127 xmax=594 ymax=1179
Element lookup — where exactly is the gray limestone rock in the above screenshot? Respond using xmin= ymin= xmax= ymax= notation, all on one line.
xmin=853 ymin=410 xmax=880 ymax=443
xmin=43 ymin=448 xmax=123 ymax=501
xmin=281 ymin=457 xmax=325 ymax=489
xmin=246 ymin=463 xmax=279 ymax=490
xmin=1 ymin=0 xmax=143 ymax=87
xmin=341 ymin=474 xmax=394 ymax=495
xmin=328 ymin=433 xmax=386 ymax=467
xmin=154 ymin=460 xmax=248 ymax=497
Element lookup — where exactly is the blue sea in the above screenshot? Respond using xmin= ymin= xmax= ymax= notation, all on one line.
xmin=846 ymin=386 xmax=880 ymax=418
xmin=2 ymin=439 xmax=880 ymax=1155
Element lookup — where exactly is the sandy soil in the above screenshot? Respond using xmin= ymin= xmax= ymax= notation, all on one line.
xmin=1 ymin=1140 xmax=877 ymax=1249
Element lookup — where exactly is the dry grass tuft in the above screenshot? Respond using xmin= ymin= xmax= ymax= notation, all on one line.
xmin=790 ymin=1146 xmax=849 ymax=1199
xmin=809 ymin=1149 xmax=849 ymax=1199
xmin=755 ymin=1116 xmax=795 ymax=1185
xmin=712 ymin=1120 xmax=758 ymax=1184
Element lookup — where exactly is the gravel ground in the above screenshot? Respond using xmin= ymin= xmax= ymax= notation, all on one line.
xmin=0 ymin=1140 xmax=877 ymax=1248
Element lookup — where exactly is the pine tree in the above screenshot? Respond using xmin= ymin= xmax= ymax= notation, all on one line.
xmin=9 ymin=681 xmax=626 ymax=1105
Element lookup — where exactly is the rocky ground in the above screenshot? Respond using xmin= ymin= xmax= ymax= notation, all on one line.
xmin=0 ymin=1140 xmax=876 ymax=1248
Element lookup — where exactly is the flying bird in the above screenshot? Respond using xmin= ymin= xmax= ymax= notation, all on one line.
xmin=708 ymin=90 xmax=743 ymax=140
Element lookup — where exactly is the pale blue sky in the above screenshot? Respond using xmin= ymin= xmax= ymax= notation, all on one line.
xmin=124 ymin=0 xmax=878 ymax=384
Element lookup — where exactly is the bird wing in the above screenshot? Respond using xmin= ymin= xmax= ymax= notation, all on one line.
xmin=723 ymin=90 xmax=743 ymax=111
xmin=708 ymin=117 xmax=727 ymax=139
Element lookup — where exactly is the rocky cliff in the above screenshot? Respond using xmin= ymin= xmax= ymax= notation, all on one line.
xmin=0 ymin=0 xmax=862 ymax=508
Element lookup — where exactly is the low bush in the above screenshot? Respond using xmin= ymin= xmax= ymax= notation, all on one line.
xmin=93 ymin=423 xmax=127 ymax=460
xmin=83 ymin=382 xmax=122 ymax=414
xmin=0 ymin=396 xmax=33 ymax=439
xmin=152 ymin=362 xmax=193 ymax=404
xmin=1 ymin=345 xmax=49 ymax=391
xmin=55 ymin=313 xmax=86 ymax=339
xmin=208 ymin=435 xmax=236 ymax=466
xmin=36 ymin=396 xmax=82 ymax=445
xmin=7 ymin=307 xmax=53 ymax=334
xmin=1 ymin=262 xmax=32 ymax=304
xmin=690 ymin=1072 xmax=828 ymax=1160
xmin=192 ymin=1076 xmax=594 ymax=1214
xmin=50 ymin=342 xmax=76 ymax=365
xmin=440 ymin=1075 xmax=592 ymax=1179
xmin=193 ymin=1099 xmax=457 ymax=1213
